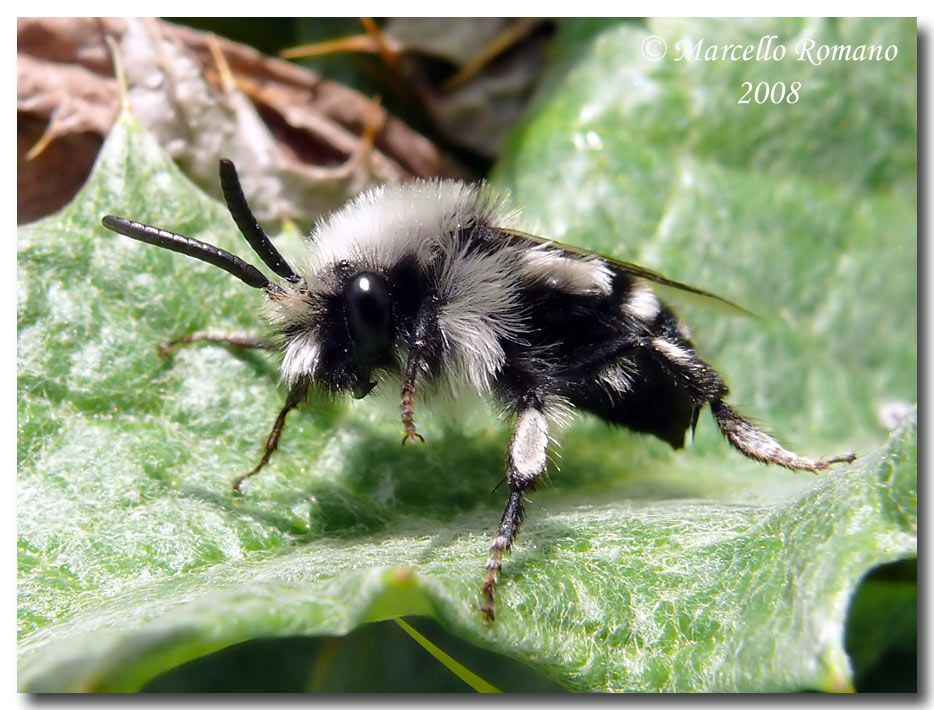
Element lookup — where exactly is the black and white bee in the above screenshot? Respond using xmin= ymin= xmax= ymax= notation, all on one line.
xmin=102 ymin=160 xmax=854 ymax=620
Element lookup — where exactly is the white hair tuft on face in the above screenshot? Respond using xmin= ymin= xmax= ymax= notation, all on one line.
xmin=280 ymin=330 xmax=320 ymax=387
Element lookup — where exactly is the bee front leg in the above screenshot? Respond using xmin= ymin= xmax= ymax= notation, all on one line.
xmin=481 ymin=407 xmax=550 ymax=621
xmin=400 ymin=304 xmax=440 ymax=446
xmin=231 ymin=382 xmax=306 ymax=493
xmin=158 ymin=331 xmax=274 ymax=358
xmin=400 ymin=352 xmax=425 ymax=445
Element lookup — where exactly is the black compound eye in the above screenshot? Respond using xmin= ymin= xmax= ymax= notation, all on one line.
xmin=345 ymin=272 xmax=393 ymax=356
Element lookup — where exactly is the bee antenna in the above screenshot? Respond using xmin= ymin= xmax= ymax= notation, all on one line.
xmin=101 ymin=215 xmax=270 ymax=290
xmin=218 ymin=159 xmax=299 ymax=282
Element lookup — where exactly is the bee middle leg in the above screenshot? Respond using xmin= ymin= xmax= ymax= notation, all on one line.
xmin=481 ymin=406 xmax=550 ymax=621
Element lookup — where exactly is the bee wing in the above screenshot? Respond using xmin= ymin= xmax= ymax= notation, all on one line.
xmin=498 ymin=227 xmax=754 ymax=318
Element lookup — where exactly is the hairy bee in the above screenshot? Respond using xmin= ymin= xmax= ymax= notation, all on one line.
xmin=102 ymin=160 xmax=854 ymax=619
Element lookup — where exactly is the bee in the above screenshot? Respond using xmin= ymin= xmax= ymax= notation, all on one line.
xmin=102 ymin=160 xmax=855 ymax=620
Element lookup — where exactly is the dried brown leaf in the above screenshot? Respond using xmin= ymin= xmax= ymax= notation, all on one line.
xmin=17 ymin=17 xmax=456 ymax=226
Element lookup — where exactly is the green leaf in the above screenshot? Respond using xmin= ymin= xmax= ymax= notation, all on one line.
xmin=18 ymin=18 xmax=915 ymax=692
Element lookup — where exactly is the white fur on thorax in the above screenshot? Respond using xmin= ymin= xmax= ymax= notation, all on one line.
xmin=624 ymin=283 xmax=662 ymax=321
xmin=298 ymin=180 xmax=515 ymax=286
xmin=517 ymin=246 xmax=614 ymax=296
xmin=433 ymin=243 xmax=525 ymax=391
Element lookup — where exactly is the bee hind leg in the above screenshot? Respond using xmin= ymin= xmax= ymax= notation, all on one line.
xmin=710 ymin=399 xmax=855 ymax=472
xmin=648 ymin=335 xmax=855 ymax=472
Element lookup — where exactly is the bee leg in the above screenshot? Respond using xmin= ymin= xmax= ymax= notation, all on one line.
xmin=158 ymin=331 xmax=274 ymax=358
xmin=400 ymin=350 xmax=427 ymax=445
xmin=481 ymin=406 xmax=549 ymax=621
xmin=649 ymin=335 xmax=855 ymax=471
xmin=710 ymin=400 xmax=856 ymax=472
xmin=231 ymin=383 xmax=306 ymax=493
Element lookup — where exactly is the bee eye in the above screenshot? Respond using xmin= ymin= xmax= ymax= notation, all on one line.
xmin=345 ymin=272 xmax=393 ymax=355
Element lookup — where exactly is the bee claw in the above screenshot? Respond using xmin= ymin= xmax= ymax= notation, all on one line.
xmin=401 ymin=430 xmax=425 ymax=445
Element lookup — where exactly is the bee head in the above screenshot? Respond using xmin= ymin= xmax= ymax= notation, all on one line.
xmin=267 ymin=264 xmax=407 ymax=400
xmin=343 ymin=271 xmax=395 ymax=398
